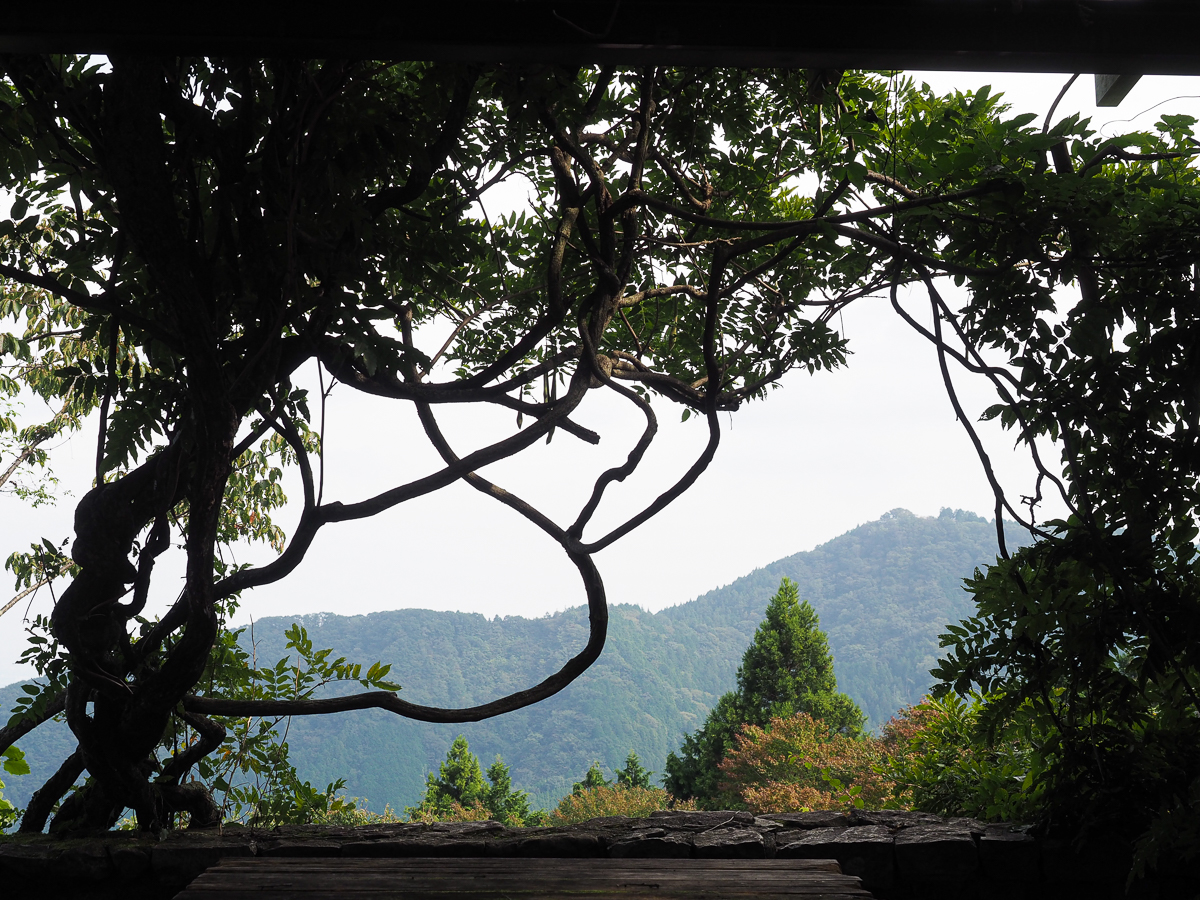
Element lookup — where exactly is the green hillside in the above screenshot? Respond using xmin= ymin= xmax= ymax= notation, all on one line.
xmin=0 ymin=508 xmax=1024 ymax=816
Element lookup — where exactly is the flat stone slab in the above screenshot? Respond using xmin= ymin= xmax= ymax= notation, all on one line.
xmin=693 ymin=828 xmax=767 ymax=859
xmin=893 ymin=825 xmax=978 ymax=882
xmin=153 ymin=835 xmax=257 ymax=884
xmin=978 ymin=826 xmax=1039 ymax=883
xmin=778 ymin=826 xmax=894 ymax=890
xmin=609 ymin=830 xmax=692 ymax=859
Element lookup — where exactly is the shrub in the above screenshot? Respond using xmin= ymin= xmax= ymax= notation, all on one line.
xmin=551 ymin=784 xmax=695 ymax=824
xmin=879 ymin=695 xmax=1045 ymax=823
xmin=407 ymin=799 xmax=496 ymax=824
xmin=718 ymin=713 xmax=891 ymax=813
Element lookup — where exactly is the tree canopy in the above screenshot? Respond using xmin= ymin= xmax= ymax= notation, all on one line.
xmin=664 ymin=577 xmax=863 ymax=807
xmin=407 ymin=735 xmax=544 ymax=826
xmin=737 ymin=578 xmax=864 ymax=733
xmin=0 ymin=55 xmax=1196 ymax=853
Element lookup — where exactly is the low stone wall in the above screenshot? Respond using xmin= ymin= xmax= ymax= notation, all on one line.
xmin=0 ymin=809 xmax=1192 ymax=899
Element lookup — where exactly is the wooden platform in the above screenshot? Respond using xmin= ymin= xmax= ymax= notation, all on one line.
xmin=175 ymin=857 xmax=875 ymax=899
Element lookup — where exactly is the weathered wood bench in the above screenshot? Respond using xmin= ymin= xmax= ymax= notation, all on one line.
xmin=175 ymin=857 xmax=875 ymax=899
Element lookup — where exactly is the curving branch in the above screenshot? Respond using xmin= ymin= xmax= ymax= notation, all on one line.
xmin=885 ymin=280 xmax=1025 ymax=392
xmin=890 ymin=268 xmax=1073 ymax=537
xmin=187 ymin=446 xmax=610 ymax=725
xmin=580 ymin=254 xmax=727 ymax=555
xmin=618 ymin=284 xmax=705 ymax=308
xmin=865 ymin=169 xmax=920 ymax=199
xmin=0 ymin=691 xmax=66 ymax=757
xmin=364 ymin=68 xmax=479 ymax=218
xmin=317 ymin=341 xmax=598 ymax=443
xmin=1077 ymin=145 xmax=1199 ymax=178
xmin=827 ymin=224 xmax=1001 ymax=278
xmin=602 ymin=180 xmax=1008 ymax=233
xmin=568 ymin=327 xmax=660 ymax=541
xmin=210 ymin=376 xmax=591 ymax=602
xmin=610 ymin=368 xmax=721 ymax=409
xmin=157 ymin=711 xmax=226 ymax=786
xmin=581 ymin=132 xmax=714 ymax=213
xmin=922 ymin=277 xmax=1077 ymax=524
xmin=0 ymin=263 xmax=171 ymax=343
xmin=18 ymin=749 xmax=84 ymax=834
xmin=892 ymin=273 xmax=1029 ymax=556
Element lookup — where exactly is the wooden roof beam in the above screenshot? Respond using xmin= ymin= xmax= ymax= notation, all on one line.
xmin=2 ymin=2 xmax=1200 ymax=75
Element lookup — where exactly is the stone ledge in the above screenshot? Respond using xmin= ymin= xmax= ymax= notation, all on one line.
xmin=0 ymin=811 xmax=1189 ymax=900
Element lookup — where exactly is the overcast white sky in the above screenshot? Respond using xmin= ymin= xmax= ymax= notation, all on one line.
xmin=2 ymin=71 xmax=1198 ymax=686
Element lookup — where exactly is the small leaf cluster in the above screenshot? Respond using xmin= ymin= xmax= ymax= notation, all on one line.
xmin=0 ymin=744 xmax=30 ymax=829
xmin=182 ymin=623 xmax=400 ymax=826
xmin=8 ymin=614 xmax=69 ymax=725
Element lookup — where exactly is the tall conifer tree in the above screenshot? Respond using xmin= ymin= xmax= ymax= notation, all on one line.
xmin=664 ymin=579 xmax=863 ymax=807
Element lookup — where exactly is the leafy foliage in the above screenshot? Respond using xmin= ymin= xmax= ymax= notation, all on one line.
xmin=556 ymin=751 xmax=657 ymax=819
xmin=189 ymin=623 xmax=401 ymax=826
xmin=878 ymin=695 xmax=1045 ymax=824
xmin=664 ymin=578 xmax=863 ymax=808
xmin=912 ymin=106 xmax=1200 ymax=870
xmin=0 ymin=744 xmax=29 ymax=829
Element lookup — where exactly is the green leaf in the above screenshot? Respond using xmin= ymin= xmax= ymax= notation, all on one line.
xmin=2 ymin=745 xmax=30 ymax=776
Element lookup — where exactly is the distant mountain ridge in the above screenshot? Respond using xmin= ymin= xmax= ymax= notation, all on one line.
xmin=0 ymin=508 xmax=1023 ymax=815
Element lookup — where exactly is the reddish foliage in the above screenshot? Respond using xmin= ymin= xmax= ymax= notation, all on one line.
xmin=718 ymin=701 xmax=948 ymax=813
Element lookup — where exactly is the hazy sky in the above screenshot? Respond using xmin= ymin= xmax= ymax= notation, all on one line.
xmin=2 ymin=70 xmax=1198 ymax=686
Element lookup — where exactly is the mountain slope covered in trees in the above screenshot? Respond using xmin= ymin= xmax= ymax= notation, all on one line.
xmin=1 ymin=508 xmax=1024 ymax=814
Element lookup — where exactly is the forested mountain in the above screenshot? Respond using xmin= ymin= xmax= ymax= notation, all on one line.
xmin=1 ymin=508 xmax=1025 ymax=815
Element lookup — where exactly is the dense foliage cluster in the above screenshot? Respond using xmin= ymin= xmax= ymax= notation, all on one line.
xmin=713 ymin=697 xmax=1045 ymax=821
xmin=880 ymin=695 xmax=1046 ymax=824
xmin=917 ymin=112 xmax=1200 ymax=869
xmin=550 ymin=783 xmax=688 ymax=824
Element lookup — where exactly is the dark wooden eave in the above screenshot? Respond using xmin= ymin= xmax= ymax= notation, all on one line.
xmin=2 ymin=1 xmax=1200 ymax=73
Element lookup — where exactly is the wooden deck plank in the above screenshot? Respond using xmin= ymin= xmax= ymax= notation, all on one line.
xmin=180 ymin=893 xmax=870 ymax=900
xmin=184 ymin=876 xmax=862 ymax=891
xmin=189 ymin=860 xmax=847 ymax=879
xmin=175 ymin=858 xmax=873 ymax=899
xmin=192 ymin=864 xmax=850 ymax=884
xmin=206 ymin=864 xmax=844 ymax=868
xmin=187 ymin=869 xmax=852 ymax=881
